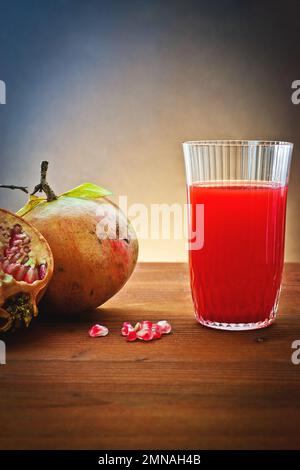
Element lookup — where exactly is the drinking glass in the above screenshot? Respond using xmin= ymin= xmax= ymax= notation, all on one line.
xmin=183 ymin=140 xmax=293 ymax=331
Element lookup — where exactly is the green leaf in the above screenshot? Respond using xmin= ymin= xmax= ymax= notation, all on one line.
xmin=17 ymin=195 xmax=46 ymax=217
xmin=16 ymin=184 xmax=112 ymax=217
xmin=60 ymin=183 xmax=112 ymax=199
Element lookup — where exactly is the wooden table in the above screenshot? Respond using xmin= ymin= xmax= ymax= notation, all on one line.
xmin=1 ymin=262 xmax=300 ymax=450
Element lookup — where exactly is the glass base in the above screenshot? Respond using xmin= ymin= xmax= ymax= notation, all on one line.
xmin=197 ymin=314 xmax=276 ymax=331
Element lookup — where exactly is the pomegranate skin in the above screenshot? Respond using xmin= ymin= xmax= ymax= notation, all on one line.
xmin=24 ymin=197 xmax=138 ymax=314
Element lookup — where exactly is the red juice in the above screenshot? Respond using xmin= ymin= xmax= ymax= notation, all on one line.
xmin=188 ymin=181 xmax=288 ymax=328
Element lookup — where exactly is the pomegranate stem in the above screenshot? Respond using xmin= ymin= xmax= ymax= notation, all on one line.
xmin=31 ymin=161 xmax=57 ymax=202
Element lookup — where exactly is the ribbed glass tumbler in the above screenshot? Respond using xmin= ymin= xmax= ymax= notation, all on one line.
xmin=183 ymin=140 xmax=293 ymax=331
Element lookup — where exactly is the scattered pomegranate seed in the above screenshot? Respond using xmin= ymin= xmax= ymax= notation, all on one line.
xmin=157 ymin=320 xmax=172 ymax=334
xmin=87 ymin=322 xmax=173 ymax=341
xmin=121 ymin=320 xmax=172 ymax=342
xmin=122 ymin=322 xmax=142 ymax=341
xmin=134 ymin=321 xmax=142 ymax=331
xmin=89 ymin=324 xmax=109 ymax=338
xmin=127 ymin=329 xmax=138 ymax=341
xmin=152 ymin=324 xmax=163 ymax=339
xmin=137 ymin=327 xmax=154 ymax=341
xmin=121 ymin=322 xmax=133 ymax=336
xmin=140 ymin=320 xmax=153 ymax=330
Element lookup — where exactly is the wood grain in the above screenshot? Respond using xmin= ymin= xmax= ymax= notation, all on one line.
xmin=1 ymin=263 xmax=300 ymax=450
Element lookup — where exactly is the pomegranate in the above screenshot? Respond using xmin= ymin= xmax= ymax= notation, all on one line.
xmin=19 ymin=162 xmax=138 ymax=315
xmin=0 ymin=209 xmax=54 ymax=332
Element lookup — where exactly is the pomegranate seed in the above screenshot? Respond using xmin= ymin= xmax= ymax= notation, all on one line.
xmin=140 ymin=320 xmax=153 ymax=330
xmin=121 ymin=320 xmax=171 ymax=342
xmin=7 ymin=246 xmax=19 ymax=257
xmin=137 ymin=328 xmax=154 ymax=341
xmin=10 ymin=252 xmax=22 ymax=263
xmin=24 ymin=266 xmax=38 ymax=284
xmin=38 ymin=264 xmax=47 ymax=280
xmin=23 ymin=246 xmax=31 ymax=253
xmin=126 ymin=329 xmax=138 ymax=341
xmin=1 ymin=259 xmax=9 ymax=271
xmin=157 ymin=320 xmax=172 ymax=334
xmin=121 ymin=322 xmax=133 ymax=336
xmin=152 ymin=324 xmax=163 ymax=339
xmin=13 ymin=224 xmax=22 ymax=234
xmin=12 ymin=239 xmax=23 ymax=246
xmin=134 ymin=321 xmax=142 ymax=331
xmin=5 ymin=263 xmax=18 ymax=275
xmin=89 ymin=324 xmax=109 ymax=338
xmin=14 ymin=265 xmax=29 ymax=281
xmin=13 ymin=233 xmax=26 ymax=240
xmin=4 ymin=247 xmax=10 ymax=257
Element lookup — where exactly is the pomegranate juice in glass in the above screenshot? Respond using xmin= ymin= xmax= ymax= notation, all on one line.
xmin=183 ymin=141 xmax=293 ymax=331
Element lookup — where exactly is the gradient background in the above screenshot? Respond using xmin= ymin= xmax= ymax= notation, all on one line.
xmin=0 ymin=0 xmax=299 ymax=261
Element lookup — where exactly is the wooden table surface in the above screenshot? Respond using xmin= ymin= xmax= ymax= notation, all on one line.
xmin=1 ymin=262 xmax=300 ymax=450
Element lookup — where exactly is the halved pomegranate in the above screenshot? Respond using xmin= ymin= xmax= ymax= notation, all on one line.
xmin=0 ymin=209 xmax=53 ymax=332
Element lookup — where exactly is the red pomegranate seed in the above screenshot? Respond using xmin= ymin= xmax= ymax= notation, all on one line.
xmin=157 ymin=320 xmax=172 ymax=334
xmin=137 ymin=327 xmax=154 ymax=341
xmin=7 ymin=246 xmax=19 ymax=257
xmin=13 ymin=224 xmax=22 ymax=234
xmin=89 ymin=324 xmax=109 ymax=338
xmin=24 ymin=266 xmax=38 ymax=284
xmin=14 ymin=265 xmax=29 ymax=281
xmin=121 ymin=322 xmax=133 ymax=336
xmin=126 ymin=329 xmax=138 ymax=341
xmin=12 ymin=239 xmax=23 ymax=247
xmin=38 ymin=264 xmax=47 ymax=280
xmin=1 ymin=259 xmax=9 ymax=271
xmin=13 ymin=233 xmax=26 ymax=240
xmin=152 ymin=324 xmax=163 ymax=339
xmin=7 ymin=246 xmax=19 ymax=259
xmin=5 ymin=263 xmax=19 ymax=276
xmin=4 ymin=247 xmax=10 ymax=257
xmin=122 ymin=320 xmax=172 ymax=342
xmin=140 ymin=320 xmax=153 ymax=330
xmin=10 ymin=252 xmax=22 ymax=263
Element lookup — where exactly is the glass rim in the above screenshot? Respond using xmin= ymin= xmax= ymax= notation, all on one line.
xmin=183 ymin=140 xmax=293 ymax=148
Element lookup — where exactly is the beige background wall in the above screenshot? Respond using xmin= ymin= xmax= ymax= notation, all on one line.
xmin=0 ymin=0 xmax=299 ymax=261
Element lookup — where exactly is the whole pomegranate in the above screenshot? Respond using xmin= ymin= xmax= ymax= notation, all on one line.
xmin=0 ymin=209 xmax=53 ymax=332
xmin=19 ymin=162 xmax=138 ymax=315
